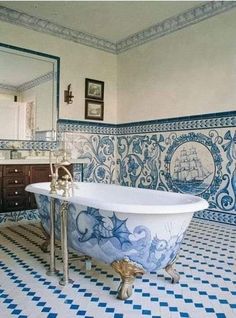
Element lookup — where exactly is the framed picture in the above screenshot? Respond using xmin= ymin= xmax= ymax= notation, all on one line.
xmin=85 ymin=78 xmax=104 ymax=100
xmin=85 ymin=99 xmax=104 ymax=121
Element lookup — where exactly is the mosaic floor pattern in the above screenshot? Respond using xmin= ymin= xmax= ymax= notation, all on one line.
xmin=0 ymin=219 xmax=235 ymax=318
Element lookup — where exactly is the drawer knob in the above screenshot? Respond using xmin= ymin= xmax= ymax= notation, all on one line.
xmin=15 ymin=202 xmax=18 ymax=206
xmin=15 ymin=191 xmax=18 ymax=195
xmin=14 ymin=169 xmax=18 ymax=173
xmin=14 ymin=180 xmax=18 ymax=184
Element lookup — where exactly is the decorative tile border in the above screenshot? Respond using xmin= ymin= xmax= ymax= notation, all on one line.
xmin=117 ymin=111 xmax=236 ymax=135
xmin=1 ymin=2 xmax=236 ymax=54
xmin=194 ymin=210 xmax=236 ymax=226
xmin=58 ymin=111 xmax=236 ymax=136
xmin=57 ymin=119 xmax=117 ymax=135
xmin=0 ymin=139 xmax=58 ymax=150
xmin=0 ymin=209 xmax=40 ymax=227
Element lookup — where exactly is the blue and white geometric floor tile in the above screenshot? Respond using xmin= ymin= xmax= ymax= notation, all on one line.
xmin=0 ymin=219 xmax=235 ymax=318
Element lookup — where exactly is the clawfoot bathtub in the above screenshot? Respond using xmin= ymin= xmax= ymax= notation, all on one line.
xmin=26 ymin=182 xmax=208 ymax=300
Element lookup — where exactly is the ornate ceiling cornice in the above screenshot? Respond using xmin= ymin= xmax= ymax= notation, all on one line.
xmin=0 ymin=71 xmax=55 ymax=93
xmin=0 ymin=2 xmax=236 ymax=55
xmin=116 ymin=1 xmax=236 ymax=53
xmin=17 ymin=71 xmax=54 ymax=92
xmin=0 ymin=6 xmax=116 ymax=54
xmin=0 ymin=83 xmax=17 ymax=92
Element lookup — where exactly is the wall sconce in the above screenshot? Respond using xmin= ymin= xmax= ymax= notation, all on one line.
xmin=64 ymin=84 xmax=74 ymax=104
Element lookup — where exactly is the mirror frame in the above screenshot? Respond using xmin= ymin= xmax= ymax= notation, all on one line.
xmin=0 ymin=42 xmax=60 ymax=150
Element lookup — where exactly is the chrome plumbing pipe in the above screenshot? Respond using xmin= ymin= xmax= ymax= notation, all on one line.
xmin=46 ymin=198 xmax=58 ymax=276
xmin=59 ymin=201 xmax=73 ymax=286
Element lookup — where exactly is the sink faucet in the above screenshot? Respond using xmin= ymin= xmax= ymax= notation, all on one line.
xmin=49 ymin=151 xmax=74 ymax=197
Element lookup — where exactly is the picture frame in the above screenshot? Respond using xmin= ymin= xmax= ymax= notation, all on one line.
xmin=85 ymin=99 xmax=104 ymax=121
xmin=85 ymin=78 xmax=104 ymax=100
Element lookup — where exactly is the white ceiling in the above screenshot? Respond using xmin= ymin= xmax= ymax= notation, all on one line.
xmin=0 ymin=1 xmax=201 ymax=42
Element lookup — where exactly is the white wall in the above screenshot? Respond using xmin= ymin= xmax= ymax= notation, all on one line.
xmin=0 ymin=20 xmax=117 ymax=124
xmin=117 ymin=10 xmax=236 ymax=123
xmin=1 ymin=8 xmax=236 ymax=126
xmin=0 ymin=92 xmax=16 ymax=100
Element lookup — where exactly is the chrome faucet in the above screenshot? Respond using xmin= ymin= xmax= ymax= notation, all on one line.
xmin=49 ymin=151 xmax=74 ymax=197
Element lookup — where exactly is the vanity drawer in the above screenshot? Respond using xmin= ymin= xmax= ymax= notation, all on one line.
xmin=3 ymin=187 xmax=26 ymax=199
xmin=0 ymin=166 xmax=2 ymax=177
xmin=30 ymin=165 xmax=51 ymax=183
xmin=3 ymin=176 xmax=29 ymax=187
xmin=3 ymin=165 xmax=29 ymax=177
xmin=3 ymin=197 xmax=27 ymax=212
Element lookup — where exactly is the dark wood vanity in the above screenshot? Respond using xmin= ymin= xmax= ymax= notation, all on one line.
xmin=0 ymin=164 xmax=73 ymax=212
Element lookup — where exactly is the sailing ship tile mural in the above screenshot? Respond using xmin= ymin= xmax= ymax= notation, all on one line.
xmin=116 ymin=117 xmax=236 ymax=226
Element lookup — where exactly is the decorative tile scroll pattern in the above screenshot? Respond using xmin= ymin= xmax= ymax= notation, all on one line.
xmin=117 ymin=127 xmax=236 ymax=225
xmin=59 ymin=112 xmax=236 ymax=225
xmin=1 ymin=2 xmax=236 ymax=54
xmin=65 ymin=131 xmax=117 ymax=184
xmin=0 ymin=112 xmax=235 ymax=225
xmin=0 ymin=209 xmax=40 ymax=227
xmin=0 ymin=219 xmax=236 ymax=317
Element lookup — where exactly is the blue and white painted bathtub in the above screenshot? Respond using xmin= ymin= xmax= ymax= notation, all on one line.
xmin=26 ymin=182 xmax=208 ymax=299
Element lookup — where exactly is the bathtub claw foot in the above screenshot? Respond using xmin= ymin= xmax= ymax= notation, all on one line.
xmin=59 ymin=277 xmax=74 ymax=286
xmin=40 ymin=240 xmax=50 ymax=253
xmin=165 ymin=263 xmax=180 ymax=284
xmin=112 ymin=258 xmax=145 ymax=300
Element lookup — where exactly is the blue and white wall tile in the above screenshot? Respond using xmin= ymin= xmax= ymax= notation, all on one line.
xmin=117 ymin=114 xmax=236 ymax=225
xmin=0 ymin=209 xmax=40 ymax=227
xmin=0 ymin=114 xmax=235 ymax=226
xmin=58 ymin=120 xmax=117 ymax=184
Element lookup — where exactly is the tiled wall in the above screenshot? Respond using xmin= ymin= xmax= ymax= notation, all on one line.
xmin=0 ymin=112 xmax=235 ymax=226
xmin=61 ymin=112 xmax=236 ymax=226
xmin=58 ymin=120 xmax=117 ymax=185
xmin=116 ymin=113 xmax=236 ymax=226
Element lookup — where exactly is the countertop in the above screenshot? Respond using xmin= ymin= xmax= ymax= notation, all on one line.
xmin=0 ymin=158 xmax=89 ymax=165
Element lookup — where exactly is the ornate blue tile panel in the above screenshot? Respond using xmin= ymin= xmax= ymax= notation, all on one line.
xmin=117 ymin=127 xmax=236 ymax=224
xmin=64 ymin=131 xmax=117 ymax=184
xmin=0 ymin=210 xmax=40 ymax=227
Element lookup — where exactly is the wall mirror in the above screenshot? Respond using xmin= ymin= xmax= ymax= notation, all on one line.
xmin=0 ymin=43 xmax=59 ymax=142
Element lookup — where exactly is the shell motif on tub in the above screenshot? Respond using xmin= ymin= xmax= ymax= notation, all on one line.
xmin=26 ymin=182 xmax=208 ymax=300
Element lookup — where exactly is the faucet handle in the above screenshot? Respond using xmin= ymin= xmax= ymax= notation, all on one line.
xmin=62 ymin=174 xmax=71 ymax=181
xmin=61 ymin=174 xmax=72 ymax=197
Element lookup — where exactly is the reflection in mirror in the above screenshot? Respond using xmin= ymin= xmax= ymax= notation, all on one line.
xmin=0 ymin=43 xmax=59 ymax=141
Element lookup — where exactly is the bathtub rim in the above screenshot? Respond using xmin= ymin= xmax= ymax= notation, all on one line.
xmin=26 ymin=181 xmax=208 ymax=215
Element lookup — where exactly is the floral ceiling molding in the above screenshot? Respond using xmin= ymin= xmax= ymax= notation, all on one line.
xmin=0 ymin=71 xmax=55 ymax=93
xmin=0 ymin=1 xmax=236 ymax=54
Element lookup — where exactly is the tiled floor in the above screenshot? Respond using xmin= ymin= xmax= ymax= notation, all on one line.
xmin=0 ymin=219 xmax=235 ymax=318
